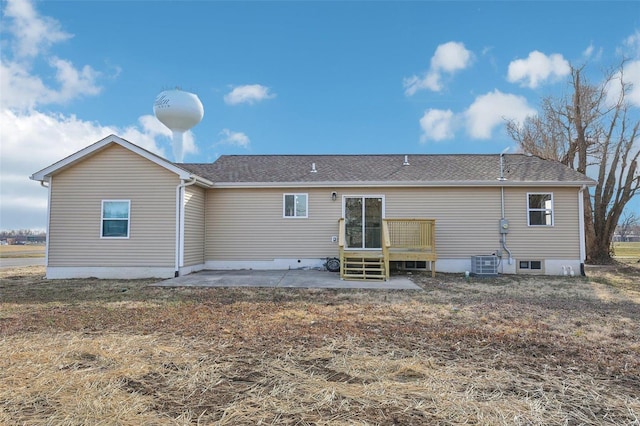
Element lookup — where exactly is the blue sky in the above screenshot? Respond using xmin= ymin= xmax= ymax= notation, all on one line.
xmin=1 ymin=0 xmax=639 ymax=230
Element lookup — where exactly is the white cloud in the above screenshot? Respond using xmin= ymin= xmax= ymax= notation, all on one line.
xmin=0 ymin=60 xmax=49 ymax=110
xmin=0 ymin=57 xmax=102 ymax=110
xmin=464 ymin=90 xmax=537 ymax=139
xmin=404 ymin=41 xmax=473 ymax=95
xmin=50 ymin=57 xmax=101 ymax=100
xmin=3 ymin=0 xmax=71 ymax=58
xmin=431 ymin=41 xmax=473 ymax=73
xmin=419 ymin=109 xmax=455 ymax=142
xmin=224 ymin=84 xmax=275 ymax=105
xmin=607 ymin=31 xmax=640 ymax=108
xmin=0 ymin=0 xmax=102 ymax=111
xmin=620 ymin=30 xmax=640 ymax=57
xmin=403 ymin=72 xmax=441 ymax=95
xmin=217 ymin=129 xmax=250 ymax=148
xmin=583 ymin=43 xmax=594 ymax=58
xmin=415 ymin=90 xmax=536 ymax=142
xmin=582 ymin=43 xmax=603 ymax=61
xmin=605 ymin=60 xmax=640 ymax=108
xmin=623 ymin=60 xmax=640 ymax=107
xmin=507 ymin=51 xmax=571 ymax=89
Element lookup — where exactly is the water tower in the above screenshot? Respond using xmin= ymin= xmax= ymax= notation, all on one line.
xmin=153 ymin=89 xmax=204 ymax=163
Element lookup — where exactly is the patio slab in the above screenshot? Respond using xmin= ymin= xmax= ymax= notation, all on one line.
xmin=151 ymin=269 xmax=422 ymax=290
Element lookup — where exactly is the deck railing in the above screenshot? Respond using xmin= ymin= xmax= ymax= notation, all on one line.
xmin=383 ymin=219 xmax=435 ymax=251
xmin=338 ymin=218 xmax=437 ymax=280
xmin=382 ymin=219 xmax=436 ymax=279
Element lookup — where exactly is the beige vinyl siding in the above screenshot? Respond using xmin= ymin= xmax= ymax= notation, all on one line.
xmin=48 ymin=144 xmax=179 ymax=267
xmin=205 ymin=186 xmax=582 ymax=262
xmin=504 ymin=187 xmax=580 ymax=258
xmin=206 ymin=188 xmax=343 ymax=260
xmin=183 ymin=185 xmax=205 ymax=266
xmin=385 ymin=187 xmax=502 ymax=258
xmin=205 ymin=186 xmax=499 ymax=261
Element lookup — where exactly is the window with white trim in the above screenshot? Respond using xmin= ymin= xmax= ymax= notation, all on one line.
xmin=283 ymin=194 xmax=308 ymax=218
xmin=527 ymin=193 xmax=553 ymax=226
xmin=101 ymin=200 xmax=130 ymax=238
xmin=519 ymin=260 xmax=542 ymax=270
xmin=517 ymin=259 xmax=544 ymax=274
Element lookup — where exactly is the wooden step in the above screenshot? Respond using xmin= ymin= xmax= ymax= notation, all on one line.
xmin=341 ymin=253 xmax=386 ymax=281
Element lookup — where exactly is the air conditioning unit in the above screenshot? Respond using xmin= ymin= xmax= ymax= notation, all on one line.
xmin=471 ymin=255 xmax=498 ymax=276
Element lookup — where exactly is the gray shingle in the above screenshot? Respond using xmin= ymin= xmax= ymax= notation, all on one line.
xmin=178 ymin=154 xmax=594 ymax=185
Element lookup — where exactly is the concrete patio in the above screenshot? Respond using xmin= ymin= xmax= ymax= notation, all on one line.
xmin=152 ymin=269 xmax=422 ymax=290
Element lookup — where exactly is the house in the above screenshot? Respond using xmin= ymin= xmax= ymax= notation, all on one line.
xmin=30 ymin=134 xmax=596 ymax=280
xmin=613 ymin=230 xmax=640 ymax=243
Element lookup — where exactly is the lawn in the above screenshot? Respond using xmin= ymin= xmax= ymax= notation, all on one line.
xmin=1 ymin=264 xmax=638 ymax=425
xmin=613 ymin=241 xmax=640 ymax=260
xmin=0 ymin=244 xmax=45 ymax=258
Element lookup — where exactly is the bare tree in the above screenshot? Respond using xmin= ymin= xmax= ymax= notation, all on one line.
xmin=616 ymin=211 xmax=639 ymax=242
xmin=507 ymin=62 xmax=639 ymax=263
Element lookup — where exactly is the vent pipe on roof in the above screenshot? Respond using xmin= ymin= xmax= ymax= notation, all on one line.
xmin=311 ymin=162 xmax=317 ymax=173
xmin=498 ymin=147 xmax=509 ymax=181
xmin=403 ymin=155 xmax=410 ymax=166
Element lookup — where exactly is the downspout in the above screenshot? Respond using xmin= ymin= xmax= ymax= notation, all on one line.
xmin=498 ymin=149 xmax=513 ymax=266
xmin=578 ymin=185 xmax=587 ymax=276
xmin=175 ymin=178 xmax=197 ymax=277
xmin=41 ymin=180 xmax=51 ymax=271
xmin=500 ymin=186 xmax=513 ymax=265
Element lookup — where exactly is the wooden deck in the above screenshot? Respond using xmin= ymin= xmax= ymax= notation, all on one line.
xmin=338 ymin=218 xmax=437 ymax=281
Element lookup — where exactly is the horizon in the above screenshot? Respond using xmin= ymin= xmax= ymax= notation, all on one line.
xmin=1 ymin=0 xmax=638 ymax=230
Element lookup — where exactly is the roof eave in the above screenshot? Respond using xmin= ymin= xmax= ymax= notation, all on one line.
xmin=209 ymin=180 xmax=597 ymax=188
xmin=191 ymin=176 xmax=215 ymax=188
xmin=30 ymin=134 xmax=194 ymax=182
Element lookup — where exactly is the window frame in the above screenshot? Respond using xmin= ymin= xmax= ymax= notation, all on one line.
xmin=517 ymin=260 xmax=544 ymax=274
xmin=527 ymin=192 xmax=554 ymax=227
xmin=101 ymin=200 xmax=131 ymax=239
xmin=283 ymin=193 xmax=308 ymax=218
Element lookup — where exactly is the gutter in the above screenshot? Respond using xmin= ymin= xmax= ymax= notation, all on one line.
xmin=209 ymin=180 xmax=596 ymax=189
xmin=175 ymin=177 xmax=197 ymax=277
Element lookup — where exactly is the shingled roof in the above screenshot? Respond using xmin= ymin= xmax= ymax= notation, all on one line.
xmin=179 ymin=154 xmax=595 ymax=186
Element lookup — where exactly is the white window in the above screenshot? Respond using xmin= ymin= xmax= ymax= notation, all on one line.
xmin=519 ymin=260 xmax=542 ymax=270
xmin=101 ymin=200 xmax=130 ymax=238
xmin=518 ymin=260 xmax=544 ymax=274
xmin=283 ymin=194 xmax=308 ymax=218
xmin=527 ymin=193 xmax=553 ymax=226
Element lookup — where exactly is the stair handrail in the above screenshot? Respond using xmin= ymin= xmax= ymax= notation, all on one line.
xmin=338 ymin=218 xmax=345 ymax=248
xmin=338 ymin=218 xmax=345 ymax=279
xmin=382 ymin=220 xmax=391 ymax=279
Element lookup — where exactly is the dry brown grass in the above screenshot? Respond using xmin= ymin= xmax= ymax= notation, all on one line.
xmin=1 ymin=265 xmax=638 ymax=425
xmin=0 ymin=245 xmax=45 ymax=258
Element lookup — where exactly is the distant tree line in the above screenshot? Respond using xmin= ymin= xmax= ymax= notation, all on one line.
xmin=615 ymin=212 xmax=639 ymax=242
xmin=0 ymin=229 xmax=47 ymax=243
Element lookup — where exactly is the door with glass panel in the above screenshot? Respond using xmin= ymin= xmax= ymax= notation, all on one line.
xmin=344 ymin=196 xmax=383 ymax=249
